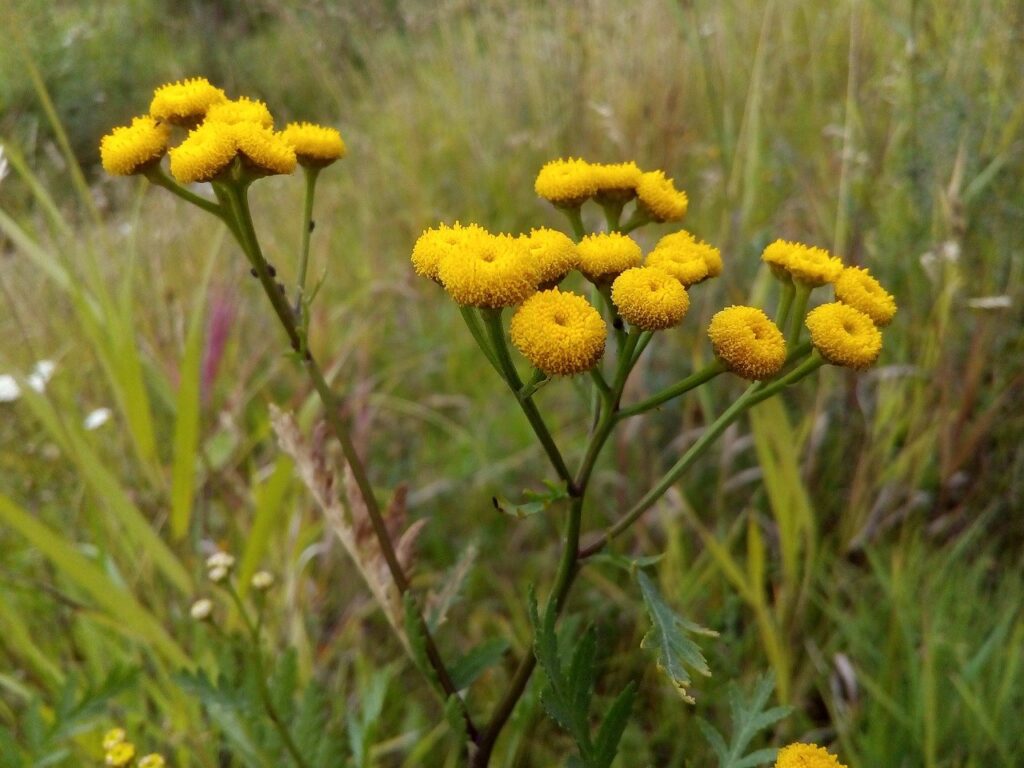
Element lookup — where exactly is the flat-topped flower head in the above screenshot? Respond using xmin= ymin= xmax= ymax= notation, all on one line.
xmin=636 ymin=169 xmax=688 ymax=222
xmin=805 ymin=302 xmax=882 ymax=369
xmin=593 ymin=161 xmax=641 ymax=202
xmin=280 ymin=122 xmax=346 ymax=168
xmin=535 ymin=157 xmax=598 ymax=208
xmin=149 ymin=76 xmax=226 ymax=125
xmin=611 ymin=266 xmax=690 ymax=331
xmin=510 ymin=288 xmax=606 ymax=376
xmin=834 ymin=266 xmax=896 ymax=326
xmin=232 ymin=123 xmax=296 ymax=176
xmin=105 ymin=742 xmax=136 ymax=767
xmin=520 ymin=228 xmax=578 ymax=288
xmin=647 ymin=230 xmax=722 ymax=286
xmin=576 ymin=232 xmax=643 ymax=282
xmin=100 ymin=116 xmax=170 ymax=175
xmin=102 ymin=729 xmax=127 ymax=752
xmin=762 ymin=239 xmax=842 ymax=287
xmin=708 ymin=306 xmax=787 ymax=380
xmin=411 ymin=222 xmax=489 ymax=282
xmin=205 ymin=96 xmax=275 ymax=128
xmin=169 ymin=120 xmax=237 ymax=183
xmin=438 ymin=232 xmax=538 ymax=308
xmin=774 ymin=743 xmax=848 ymax=768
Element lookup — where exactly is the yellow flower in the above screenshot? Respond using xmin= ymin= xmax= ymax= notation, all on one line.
xmin=636 ymin=170 xmax=688 ymax=222
xmin=805 ymin=302 xmax=882 ymax=369
xmin=708 ymin=306 xmax=787 ymax=380
xmin=535 ymin=157 xmax=598 ymax=207
xmin=411 ymin=222 xmax=489 ymax=282
xmin=647 ymin=230 xmax=722 ymax=286
xmin=102 ymin=728 xmax=126 ymax=752
xmin=149 ymin=76 xmax=226 ymax=125
xmin=437 ymin=232 xmax=538 ymax=308
xmin=205 ymin=96 xmax=275 ymax=128
xmin=592 ymin=161 xmax=641 ymax=201
xmin=280 ymin=122 xmax=346 ymax=168
xmin=762 ymin=239 xmax=842 ymax=287
xmin=99 ymin=116 xmax=170 ymax=176
xmin=774 ymin=742 xmax=848 ymax=768
xmin=168 ymin=121 xmax=237 ymax=184
xmin=520 ymin=228 xmax=578 ymax=287
xmin=510 ymin=288 xmax=606 ymax=376
xmin=138 ymin=754 xmax=167 ymax=768
xmin=834 ymin=266 xmax=896 ymax=326
xmin=232 ymin=123 xmax=297 ymax=176
xmin=611 ymin=267 xmax=690 ymax=331
xmin=576 ymin=232 xmax=643 ymax=282
xmin=105 ymin=742 xmax=136 ymax=767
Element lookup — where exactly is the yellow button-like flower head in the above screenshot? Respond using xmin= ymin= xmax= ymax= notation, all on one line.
xmin=411 ymin=222 xmax=489 ymax=282
xmin=535 ymin=158 xmax=598 ymax=208
xmin=510 ymin=288 xmax=606 ymax=376
xmin=150 ymin=76 xmax=226 ymax=126
xmin=232 ymin=123 xmax=297 ymax=177
xmin=647 ymin=230 xmax=722 ymax=286
xmin=520 ymin=228 xmax=578 ymax=288
xmin=834 ymin=266 xmax=896 ymax=326
xmin=762 ymin=239 xmax=842 ymax=287
xmin=438 ymin=232 xmax=538 ymax=308
xmin=576 ymin=232 xmax=643 ymax=282
xmin=168 ymin=121 xmax=237 ymax=184
xmin=708 ymin=306 xmax=787 ymax=380
xmin=105 ymin=742 xmax=136 ymax=767
xmin=805 ymin=302 xmax=882 ymax=369
xmin=100 ymin=116 xmax=170 ymax=176
xmin=205 ymin=96 xmax=275 ymax=128
xmin=774 ymin=742 xmax=848 ymax=768
xmin=138 ymin=754 xmax=167 ymax=768
xmin=102 ymin=728 xmax=127 ymax=752
xmin=280 ymin=122 xmax=346 ymax=168
xmin=636 ymin=170 xmax=688 ymax=222
xmin=592 ymin=161 xmax=641 ymax=202
xmin=611 ymin=266 xmax=690 ymax=331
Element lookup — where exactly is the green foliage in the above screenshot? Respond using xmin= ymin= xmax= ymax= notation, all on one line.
xmin=698 ymin=674 xmax=790 ymax=768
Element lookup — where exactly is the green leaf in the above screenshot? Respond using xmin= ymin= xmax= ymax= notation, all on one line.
xmin=593 ymin=682 xmax=636 ymax=768
xmin=449 ymin=638 xmax=510 ymax=691
xmin=698 ymin=674 xmax=790 ymax=768
xmin=635 ymin=569 xmax=717 ymax=703
xmin=403 ymin=593 xmax=440 ymax=692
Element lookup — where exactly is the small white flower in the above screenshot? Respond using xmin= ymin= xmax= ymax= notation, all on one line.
xmin=0 ymin=375 xmax=20 ymax=403
xmin=205 ymin=551 xmax=235 ymax=571
xmin=84 ymin=407 xmax=112 ymax=430
xmin=251 ymin=571 xmax=275 ymax=591
xmin=190 ymin=598 xmax=213 ymax=621
xmin=207 ymin=565 xmax=229 ymax=583
xmin=966 ymin=295 xmax=1011 ymax=310
xmin=27 ymin=360 xmax=56 ymax=393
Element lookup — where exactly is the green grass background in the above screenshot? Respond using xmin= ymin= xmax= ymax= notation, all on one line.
xmin=0 ymin=0 xmax=1022 ymax=766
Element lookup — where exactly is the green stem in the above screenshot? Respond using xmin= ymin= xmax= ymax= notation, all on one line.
xmin=618 ymin=207 xmax=651 ymax=234
xmin=629 ymin=331 xmax=654 ymax=368
xmin=145 ymin=166 xmax=225 ymax=218
xmin=294 ymin=166 xmax=321 ymax=320
xmin=459 ymin=306 xmax=503 ymax=375
xmin=775 ymin=281 xmax=795 ymax=330
xmin=560 ymin=206 xmax=586 ymax=242
xmin=518 ymin=369 xmax=550 ymax=400
xmin=617 ymin=360 xmax=725 ymax=419
xmin=787 ymin=283 xmax=812 ymax=345
xmin=599 ymin=199 xmax=625 ymax=231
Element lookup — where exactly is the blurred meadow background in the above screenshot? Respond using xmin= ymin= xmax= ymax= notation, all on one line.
xmin=1 ymin=0 xmax=1022 ymax=766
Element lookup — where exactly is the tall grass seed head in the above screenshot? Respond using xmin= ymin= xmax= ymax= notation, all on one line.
xmin=138 ymin=756 xmax=167 ymax=768
xmin=281 ymin=122 xmax=346 ymax=167
xmin=149 ymin=76 xmax=226 ymax=126
xmin=805 ymin=302 xmax=882 ymax=369
xmin=510 ymin=288 xmax=606 ymax=376
xmin=102 ymin=729 xmax=126 ymax=752
xmin=708 ymin=305 xmax=787 ymax=380
xmin=774 ymin=743 xmax=848 ymax=768
xmin=105 ymin=742 xmax=136 ymax=767
xmin=636 ymin=169 xmax=688 ymax=222
xmin=100 ymin=116 xmax=170 ymax=176
xmin=232 ymin=123 xmax=297 ymax=177
xmin=520 ymin=227 xmax=578 ymax=288
xmin=205 ymin=96 xmax=275 ymax=128
xmin=762 ymin=239 xmax=842 ymax=287
xmin=411 ymin=222 xmax=488 ymax=282
xmin=611 ymin=266 xmax=690 ymax=330
xmin=576 ymin=232 xmax=643 ymax=282
xmin=168 ymin=120 xmax=237 ymax=184
xmin=592 ymin=160 xmax=641 ymax=202
xmin=834 ymin=265 xmax=896 ymax=326
xmin=534 ymin=157 xmax=598 ymax=207
xmin=647 ymin=230 xmax=722 ymax=286
xmin=437 ymin=231 xmax=538 ymax=308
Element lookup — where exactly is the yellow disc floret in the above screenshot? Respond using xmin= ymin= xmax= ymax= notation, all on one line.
xmin=102 ymin=729 xmax=127 ymax=752
xmin=100 ymin=116 xmax=170 ymax=176
xmin=708 ymin=306 xmax=787 ymax=380
xmin=521 ymin=228 xmax=578 ymax=287
xmin=149 ymin=76 xmax=226 ymax=125
xmin=636 ymin=169 xmax=688 ymax=222
xmin=168 ymin=120 xmax=237 ymax=184
xmin=412 ymin=222 xmax=489 ymax=282
xmin=805 ymin=302 xmax=882 ymax=369
xmin=834 ymin=266 xmax=896 ymax=326
xmin=774 ymin=743 xmax=848 ymax=768
xmin=576 ymin=232 xmax=643 ymax=282
xmin=762 ymin=239 xmax=842 ymax=287
xmin=593 ymin=161 xmax=641 ymax=201
xmin=437 ymin=232 xmax=538 ymax=308
xmin=535 ymin=158 xmax=598 ymax=207
xmin=232 ymin=123 xmax=297 ymax=176
xmin=510 ymin=288 xmax=606 ymax=376
xmin=205 ymin=96 xmax=275 ymax=128
xmin=280 ymin=122 xmax=346 ymax=167
xmin=611 ymin=266 xmax=690 ymax=331
xmin=105 ymin=742 xmax=136 ymax=767
xmin=647 ymin=230 xmax=722 ymax=286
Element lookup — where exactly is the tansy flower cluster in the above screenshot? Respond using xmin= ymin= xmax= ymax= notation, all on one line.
xmin=100 ymin=727 xmax=166 ymax=768
xmin=100 ymin=76 xmax=345 ymax=182
xmin=774 ymin=742 xmax=848 ymax=768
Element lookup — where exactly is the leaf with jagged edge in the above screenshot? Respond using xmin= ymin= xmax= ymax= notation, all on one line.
xmin=593 ymin=681 xmax=637 ymax=768
xmin=636 ymin=569 xmax=717 ymax=703
xmin=697 ymin=674 xmax=790 ymax=768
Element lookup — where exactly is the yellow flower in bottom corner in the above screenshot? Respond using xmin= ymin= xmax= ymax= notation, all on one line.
xmin=774 ymin=742 xmax=847 ymax=768
xmin=510 ymin=288 xmax=606 ymax=376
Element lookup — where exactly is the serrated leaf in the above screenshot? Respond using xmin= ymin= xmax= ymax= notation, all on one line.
xmin=700 ymin=674 xmax=791 ymax=768
xmin=734 ymin=747 xmax=779 ymax=768
xmin=528 ymin=587 xmax=562 ymax=688
xmin=697 ymin=718 xmax=730 ymax=762
xmin=636 ymin=570 xmax=717 ymax=702
xmin=449 ymin=637 xmax=510 ymax=691
xmin=540 ymin=686 xmax=575 ymax=733
xmin=593 ymin=681 xmax=636 ymax=768
xmin=568 ymin=627 xmax=598 ymax=738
